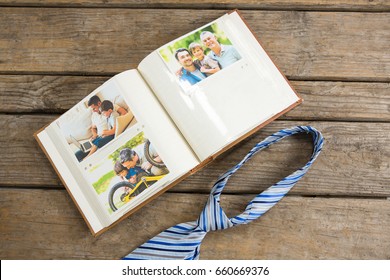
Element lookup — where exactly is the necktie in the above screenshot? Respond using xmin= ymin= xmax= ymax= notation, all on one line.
xmin=123 ymin=126 xmax=324 ymax=260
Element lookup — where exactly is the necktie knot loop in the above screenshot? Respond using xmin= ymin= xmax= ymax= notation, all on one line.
xmin=197 ymin=194 xmax=234 ymax=232
xmin=123 ymin=126 xmax=324 ymax=260
xmin=213 ymin=126 xmax=323 ymax=227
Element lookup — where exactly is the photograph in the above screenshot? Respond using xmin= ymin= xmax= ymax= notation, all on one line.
xmin=159 ymin=22 xmax=242 ymax=91
xmin=86 ymin=132 xmax=169 ymax=214
xmin=56 ymin=81 xmax=137 ymax=162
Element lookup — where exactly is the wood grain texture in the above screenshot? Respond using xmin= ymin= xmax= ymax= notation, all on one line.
xmin=1 ymin=75 xmax=389 ymax=121
xmin=0 ymin=75 xmax=106 ymax=113
xmin=1 ymin=2 xmax=389 ymax=261
xmin=1 ymin=0 xmax=389 ymax=11
xmin=286 ymin=81 xmax=390 ymax=122
xmin=1 ymin=189 xmax=389 ymax=259
xmin=1 ymin=115 xmax=389 ymax=197
xmin=0 ymin=9 xmax=389 ymax=80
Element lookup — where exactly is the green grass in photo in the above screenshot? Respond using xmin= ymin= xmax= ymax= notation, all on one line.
xmin=93 ymin=170 xmax=116 ymax=194
xmin=160 ymin=22 xmax=232 ymax=63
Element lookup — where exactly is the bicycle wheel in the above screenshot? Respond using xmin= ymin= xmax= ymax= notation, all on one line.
xmin=108 ymin=181 xmax=141 ymax=212
xmin=144 ymin=139 xmax=166 ymax=168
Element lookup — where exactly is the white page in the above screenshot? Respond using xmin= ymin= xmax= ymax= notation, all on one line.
xmin=138 ymin=11 xmax=301 ymax=161
xmin=114 ymin=70 xmax=199 ymax=175
xmin=37 ymin=130 xmax=106 ymax=233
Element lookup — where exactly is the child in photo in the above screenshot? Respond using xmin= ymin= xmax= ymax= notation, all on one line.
xmin=188 ymin=42 xmax=221 ymax=76
xmin=114 ymin=160 xmax=130 ymax=181
xmin=114 ymin=161 xmax=148 ymax=184
xmin=113 ymin=161 xmax=148 ymax=199
xmin=126 ymin=167 xmax=149 ymax=186
xmin=100 ymin=100 xmax=119 ymax=136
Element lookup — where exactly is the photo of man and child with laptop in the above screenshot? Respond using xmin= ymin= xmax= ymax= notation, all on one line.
xmin=56 ymin=81 xmax=137 ymax=163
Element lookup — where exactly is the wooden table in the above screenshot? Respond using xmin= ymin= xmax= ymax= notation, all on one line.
xmin=1 ymin=1 xmax=389 ymax=259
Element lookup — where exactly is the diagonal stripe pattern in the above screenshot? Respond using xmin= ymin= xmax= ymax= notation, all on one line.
xmin=123 ymin=126 xmax=324 ymax=260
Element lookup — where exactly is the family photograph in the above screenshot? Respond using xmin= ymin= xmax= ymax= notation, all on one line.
xmin=159 ymin=22 xmax=242 ymax=90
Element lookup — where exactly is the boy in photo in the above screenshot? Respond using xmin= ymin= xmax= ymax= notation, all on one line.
xmin=114 ymin=160 xmax=129 ymax=180
xmin=189 ymin=42 xmax=220 ymax=76
xmin=114 ymin=161 xmax=148 ymax=184
xmin=100 ymin=100 xmax=119 ymax=137
xmin=113 ymin=161 xmax=148 ymax=200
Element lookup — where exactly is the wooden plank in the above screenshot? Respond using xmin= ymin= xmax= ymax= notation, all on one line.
xmin=186 ymin=121 xmax=390 ymax=197
xmin=1 ymin=115 xmax=389 ymax=197
xmin=0 ymin=75 xmax=106 ymax=113
xmin=0 ymin=115 xmax=61 ymax=186
xmin=1 ymin=75 xmax=389 ymax=121
xmin=0 ymin=9 xmax=389 ymax=80
xmin=1 ymin=189 xmax=389 ymax=259
xmin=202 ymin=195 xmax=390 ymax=259
xmin=286 ymin=81 xmax=390 ymax=122
xmin=1 ymin=0 xmax=389 ymax=12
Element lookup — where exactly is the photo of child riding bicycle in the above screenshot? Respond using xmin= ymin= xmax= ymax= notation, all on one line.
xmin=86 ymin=131 xmax=169 ymax=214
xmin=113 ymin=165 xmax=147 ymax=202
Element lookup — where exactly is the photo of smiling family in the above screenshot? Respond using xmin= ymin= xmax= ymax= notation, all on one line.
xmin=159 ymin=22 xmax=242 ymax=90
xmin=56 ymin=81 xmax=137 ymax=163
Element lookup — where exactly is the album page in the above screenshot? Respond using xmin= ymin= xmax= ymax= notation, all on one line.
xmin=36 ymin=70 xmax=199 ymax=234
xmin=138 ymin=11 xmax=302 ymax=161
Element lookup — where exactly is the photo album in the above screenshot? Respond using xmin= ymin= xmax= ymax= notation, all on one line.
xmin=35 ymin=10 xmax=302 ymax=236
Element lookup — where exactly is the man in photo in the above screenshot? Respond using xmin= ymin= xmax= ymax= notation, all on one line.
xmin=200 ymin=31 xmax=242 ymax=69
xmin=174 ymin=48 xmax=206 ymax=86
xmin=88 ymin=95 xmax=127 ymax=116
xmin=119 ymin=142 xmax=168 ymax=176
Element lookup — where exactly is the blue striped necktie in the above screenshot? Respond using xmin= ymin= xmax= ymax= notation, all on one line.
xmin=123 ymin=126 xmax=324 ymax=260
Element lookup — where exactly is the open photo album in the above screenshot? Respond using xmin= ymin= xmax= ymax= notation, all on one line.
xmin=35 ymin=10 xmax=302 ymax=236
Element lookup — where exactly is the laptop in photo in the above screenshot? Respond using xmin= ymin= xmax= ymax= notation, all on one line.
xmin=70 ymin=135 xmax=93 ymax=153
